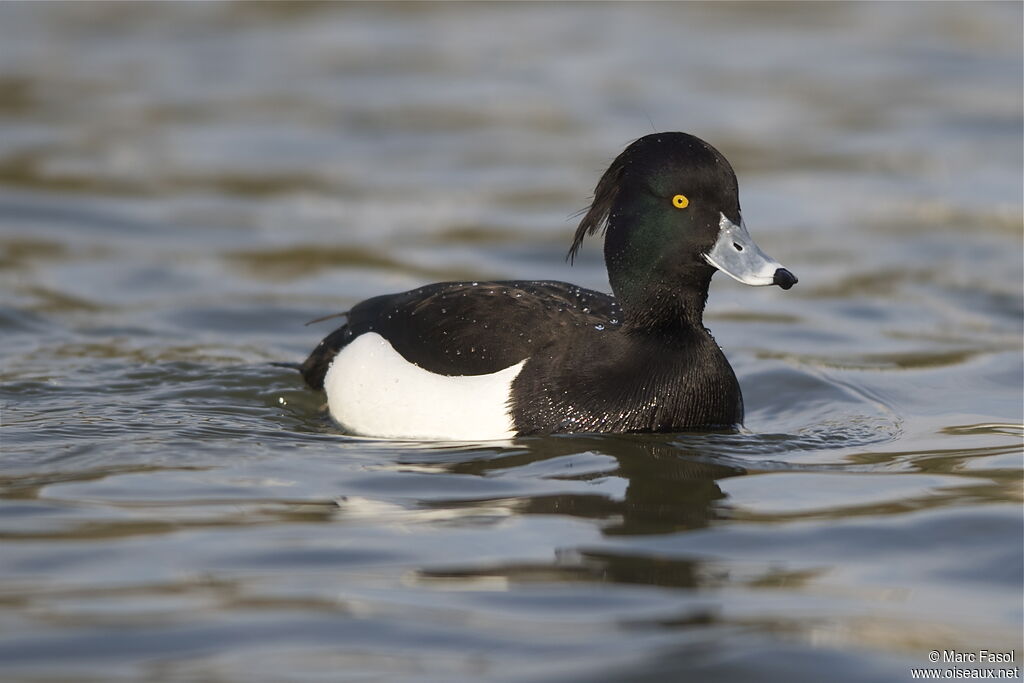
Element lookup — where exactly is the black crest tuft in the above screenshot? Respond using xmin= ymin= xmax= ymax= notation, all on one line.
xmin=567 ymin=147 xmax=628 ymax=264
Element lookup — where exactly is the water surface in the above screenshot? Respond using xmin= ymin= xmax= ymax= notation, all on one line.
xmin=0 ymin=3 xmax=1021 ymax=681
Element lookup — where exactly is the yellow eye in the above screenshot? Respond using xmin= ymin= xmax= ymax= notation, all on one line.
xmin=672 ymin=194 xmax=689 ymax=209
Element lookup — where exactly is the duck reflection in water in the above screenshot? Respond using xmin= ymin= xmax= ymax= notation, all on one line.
xmin=401 ymin=436 xmax=749 ymax=590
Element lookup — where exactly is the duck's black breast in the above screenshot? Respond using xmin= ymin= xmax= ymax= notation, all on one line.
xmin=300 ymin=280 xmax=622 ymax=390
xmin=509 ymin=326 xmax=743 ymax=435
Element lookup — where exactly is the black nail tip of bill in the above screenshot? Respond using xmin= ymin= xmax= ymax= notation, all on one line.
xmin=773 ymin=268 xmax=798 ymax=290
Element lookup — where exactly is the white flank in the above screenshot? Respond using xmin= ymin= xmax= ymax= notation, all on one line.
xmin=323 ymin=332 xmax=525 ymax=441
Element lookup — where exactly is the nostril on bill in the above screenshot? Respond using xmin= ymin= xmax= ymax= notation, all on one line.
xmin=732 ymin=242 xmax=743 ymax=252
xmin=773 ymin=267 xmax=798 ymax=290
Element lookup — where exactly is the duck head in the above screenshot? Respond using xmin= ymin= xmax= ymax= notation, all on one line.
xmin=569 ymin=132 xmax=797 ymax=329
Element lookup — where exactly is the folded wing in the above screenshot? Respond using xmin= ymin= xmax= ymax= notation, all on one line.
xmin=301 ymin=280 xmax=620 ymax=390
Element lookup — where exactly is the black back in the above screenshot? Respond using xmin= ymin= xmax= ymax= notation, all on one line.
xmin=300 ymin=280 xmax=621 ymax=388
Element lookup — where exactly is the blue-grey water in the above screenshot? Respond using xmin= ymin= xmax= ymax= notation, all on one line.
xmin=0 ymin=3 xmax=1021 ymax=682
